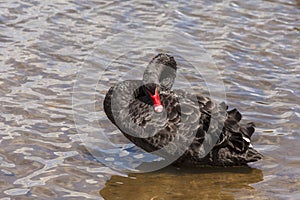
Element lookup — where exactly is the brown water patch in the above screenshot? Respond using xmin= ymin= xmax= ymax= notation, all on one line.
xmin=101 ymin=166 xmax=263 ymax=200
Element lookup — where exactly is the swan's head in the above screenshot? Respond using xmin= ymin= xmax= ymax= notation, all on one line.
xmin=143 ymin=53 xmax=177 ymax=113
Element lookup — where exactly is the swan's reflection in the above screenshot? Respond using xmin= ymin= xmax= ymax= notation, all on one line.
xmin=100 ymin=166 xmax=263 ymax=200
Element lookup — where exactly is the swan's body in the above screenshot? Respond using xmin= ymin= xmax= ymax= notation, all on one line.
xmin=104 ymin=53 xmax=262 ymax=166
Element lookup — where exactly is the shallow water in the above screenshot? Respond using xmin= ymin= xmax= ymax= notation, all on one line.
xmin=0 ymin=0 xmax=299 ymax=199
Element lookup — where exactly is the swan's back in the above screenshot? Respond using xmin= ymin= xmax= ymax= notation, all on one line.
xmin=104 ymin=86 xmax=262 ymax=166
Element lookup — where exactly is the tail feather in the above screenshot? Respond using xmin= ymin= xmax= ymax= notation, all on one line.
xmin=227 ymin=108 xmax=242 ymax=122
xmin=214 ymin=108 xmax=262 ymax=166
xmin=244 ymin=147 xmax=263 ymax=163
xmin=245 ymin=122 xmax=255 ymax=138
xmin=214 ymin=147 xmax=262 ymax=166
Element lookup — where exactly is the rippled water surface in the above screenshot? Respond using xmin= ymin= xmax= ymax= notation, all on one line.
xmin=0 ymin=0 xmax=299 ymax=199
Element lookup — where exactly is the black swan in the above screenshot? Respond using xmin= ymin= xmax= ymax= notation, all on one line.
xmin=103 ymin=53 xmax=262 ymax=166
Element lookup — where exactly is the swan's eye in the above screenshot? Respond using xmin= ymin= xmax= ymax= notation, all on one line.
xmin=144 ymin=84 xmax=157 ymax=96
xmin=146 ymin=88 xmax=155 ymax=96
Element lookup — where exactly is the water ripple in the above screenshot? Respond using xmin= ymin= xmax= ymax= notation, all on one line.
xmin=0 ymin=0 xmax=299 ymax=199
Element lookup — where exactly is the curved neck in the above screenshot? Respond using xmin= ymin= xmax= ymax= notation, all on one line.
xmin=109 ymin=80 xmax=167 ymax=138
xmin=143 ymin=61 xmax=176 ymax=91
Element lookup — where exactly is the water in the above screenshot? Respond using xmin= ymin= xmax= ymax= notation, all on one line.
xmin=0 ymin=0 xmax=299 ymax=199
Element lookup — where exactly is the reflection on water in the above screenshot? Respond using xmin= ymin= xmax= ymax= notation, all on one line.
xmin=101 ymin=166 xmax=263 ymax=200
xmin=0 ymin=0 xmax=299 ymax=199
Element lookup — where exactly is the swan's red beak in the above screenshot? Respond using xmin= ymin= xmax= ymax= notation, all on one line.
xmin=147 ymin=87 xmax=163 ymax=113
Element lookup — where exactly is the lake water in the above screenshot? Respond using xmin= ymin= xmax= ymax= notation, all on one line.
xmin=0 ymin=0 xmax=299 ymax=199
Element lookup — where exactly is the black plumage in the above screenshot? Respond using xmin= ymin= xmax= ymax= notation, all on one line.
xmin=103 ymin=53 xmax=262 ymax=166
